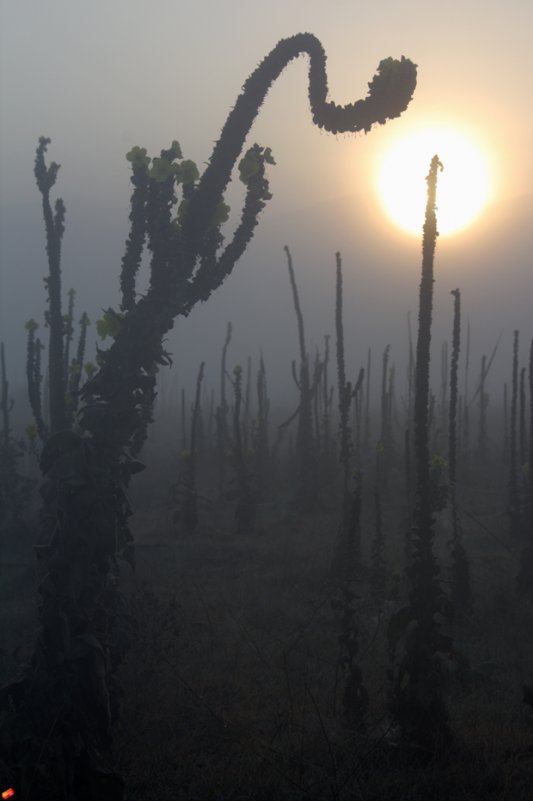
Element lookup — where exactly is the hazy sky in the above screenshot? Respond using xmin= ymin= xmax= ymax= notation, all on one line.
xmin=1 ymin=0 xmax=532 ymax=406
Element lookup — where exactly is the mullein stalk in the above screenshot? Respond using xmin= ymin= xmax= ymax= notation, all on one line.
xmin=364 ymin=347 xmax=372 ymax=463
xmin=517 ymin=338 xmax=533 ymax=595
xmin=66 ymin=311 xmax=90 ymax=425
xmin=232 ymin=365 xmax=255 ymax=534
xmin=216 ymin=322 xmax=232 ymax=497
xmin=519 ymin=366 xmax=526 ymax=469
xmin=34 ymin=137 xmax=67 ymax=433
xmin=253 ymin=353 xmax=270 ymax=498
xmin=509 ymin=330 xmax=520 ymax=539
xmin=285 ymin=245 xmax=318 ymax=510
xmin=390 ymin=155 xmax=453 ymax=750
xmin=448 ymin=289 xmax=471 ymax=608
xmin=181 ymin=362 xmax=205 ymax=533
xmin=332 ymin=251 xmax=368 ymax=732
xmin=25 ymin=319 xmax=47 ymax=442
xmin=3 ymin=37 xmax=417 ymax=798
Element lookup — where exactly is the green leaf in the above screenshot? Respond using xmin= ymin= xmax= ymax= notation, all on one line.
xmin=149 ymin=157 xmax=176 ymax=183
xmin=95 ymin=309 xmax=122 ymax=340
xmin=175 ymin=159 xmax=199 ymax=185
xmin=126 ymin=146 xmax=151 ymax=169
xmin=212 ymin=200 xmax=230 ymax=227
xmin=84 ymin=361 xmax=96 ymax=378
xmin=170 ymin=140 xmax=183 ymax=159
xmin=239 ymin=148 xmax=261 ymax=185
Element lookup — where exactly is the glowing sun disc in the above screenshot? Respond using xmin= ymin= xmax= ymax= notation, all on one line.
xmin=377 ymin=128 xmax=492 ymax=237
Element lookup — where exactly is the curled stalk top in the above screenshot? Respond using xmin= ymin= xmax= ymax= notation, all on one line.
xmin=183 ymin=32 xmax=417 ymax=250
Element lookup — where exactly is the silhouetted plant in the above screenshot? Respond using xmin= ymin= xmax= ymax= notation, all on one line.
xmin=321 ymin=334 xmax=335 ymax=470
xmin=519 ymin=365 xmax=526 ymax=472
xmin=462 ymin=320 xmax=471 ymax=481
xmin=529 ymin=340 xmax=533 ymax=521
xmin=371 ymin=484 xmax=387 ymax=601
xmin=363 ymin=347 xmax=372 ymax=461
xmin=508 ymin=330 xmax=521 ymax=539
xmin=215 ymin=322 xmax=232 ymax=497
xmin=230 ymin=365 xmax=256 ymax=534
xmin=448 ymin=289 xmax=471 ymax=609
xmin=503 ymin=381 xmax=509 ymax=462
xmin=1 ymin=34 xmax=416 ymax=798
xmin=24 ymin=318 xmax=47 ymax=442
xmin=352 ymin=367 xmax=365 ymax=470
xmin=285 ymin=245 xmax=319 ymax=510
xmin=330 ymin=252 xmax=368 ymax=731
xmin=34 ymin=136 xmax=67 ymax=433
xmin=404 ymin=312 xmax=415 ymax=519
xmin=252 ymin=353 xmax=270 ymax=498
xmin=388 ymin=155 xmax=453 ymax=753
xmin=438 ymin=340 xmax=449 ymax=450
xmin=243 ymin=355 xmax=252 ymax=455
xmin=0 ymin=343 xmax=34 ymax=534
xmin=477 ymin=354 xmax=489 ymax=460
xmin=168 ymin=362 xmax=205 ymax=533
xmin=467 ymin=334 xmax=500 ymax=468
xmin=516 ymin=338 xmax=533 ymax=595
xmin=26 ymin=140 xmax=91 ymax=446
xmin=66 ymin=310 xmax=91 ymax=426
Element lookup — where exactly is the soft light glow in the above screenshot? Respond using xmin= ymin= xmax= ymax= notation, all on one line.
xmin=376 ymin=127 xmax=493 ymax=237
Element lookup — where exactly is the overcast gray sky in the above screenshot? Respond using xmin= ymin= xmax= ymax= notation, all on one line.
xmin=1 ymin=0 xmax=531 ymax=407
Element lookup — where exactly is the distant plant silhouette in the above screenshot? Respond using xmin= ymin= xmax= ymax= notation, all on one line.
xmin=25 ymin=138 xmax=91 ymax=445
xmin=216 ymin=322 xmax=233 ymax=498
xmin=448 ymin=289 xmax=471 ymax=609
xmin=230 ymin=364 xmax=256 ymax=534
xmin=508 ymin=330 xmax=521 ymax=539
xmin=0 ymin=343 xmax=34 ymax=533
xmin=0 ymin=34 xmax=416 ymax=800
xmin=516 ymin=337 xmax=533 ymax=595
xmin=168 ymin=361 xmax=205 ymax=533
xmin=284 ymin=245 xmax=320 ymax=510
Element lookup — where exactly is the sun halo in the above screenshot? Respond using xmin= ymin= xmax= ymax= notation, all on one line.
xmin=376 ymin=127 xmax=494 ymax=238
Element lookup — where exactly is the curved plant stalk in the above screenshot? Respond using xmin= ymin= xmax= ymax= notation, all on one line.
xmin=184 ymin=33 xmax=417 ymax=256
xmin=1 ymin=35 xmax=416 ymax=799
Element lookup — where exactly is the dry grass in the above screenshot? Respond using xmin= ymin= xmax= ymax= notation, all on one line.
xmin=108 ymin=479 xmax=533 ymax=801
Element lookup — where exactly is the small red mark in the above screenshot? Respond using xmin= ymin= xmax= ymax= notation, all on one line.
xmin=2 ymin=790 xmax=15 ymax=800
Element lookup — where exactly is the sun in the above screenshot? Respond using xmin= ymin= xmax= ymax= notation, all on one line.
xmin=376 ymin=127 xmax=494 ymax=237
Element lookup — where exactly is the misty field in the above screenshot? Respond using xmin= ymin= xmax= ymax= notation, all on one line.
xmin=2 ymin=375 xmax=533 ymax=800
xmin=1 ymin=30 xmax=532 ymax=801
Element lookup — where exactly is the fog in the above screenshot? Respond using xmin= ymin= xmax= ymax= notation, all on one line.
xmin=3 ymin=4 xmax=533 ymax=797
xmin=1 ymin=0 xmax=532 ymax=409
